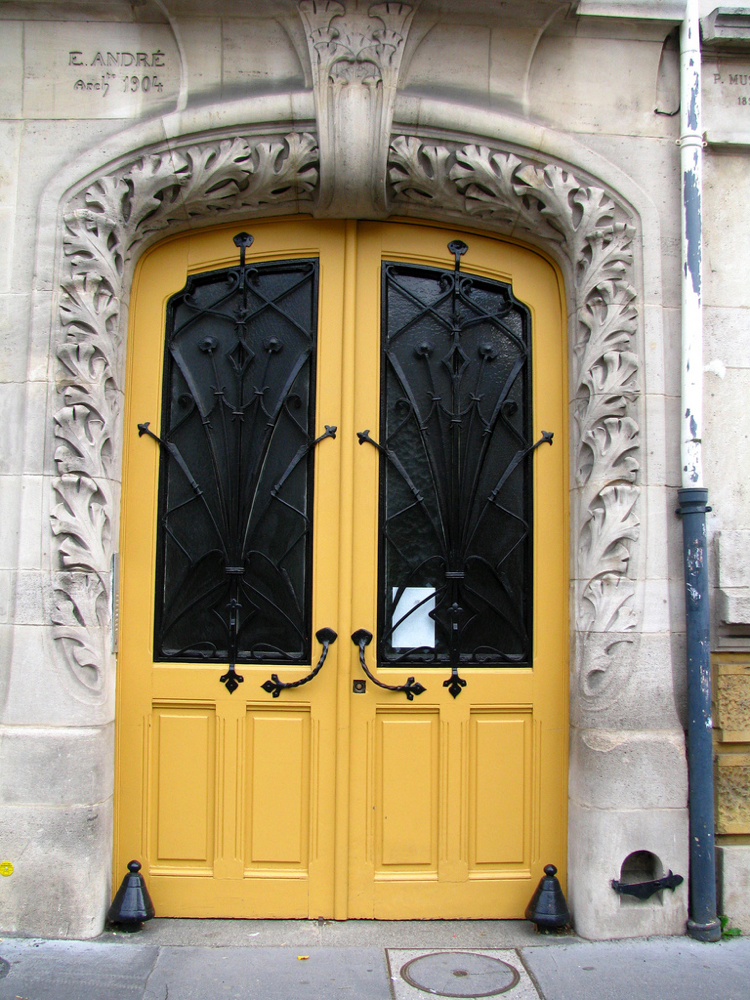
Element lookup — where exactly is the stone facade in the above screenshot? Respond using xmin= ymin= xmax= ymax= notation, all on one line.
xmin=0 ymin=0 xmax=747 ymax=940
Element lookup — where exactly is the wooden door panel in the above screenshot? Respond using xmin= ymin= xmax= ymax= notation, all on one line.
xmin=153 ymin=707 xmax=215 ymax=868
xmin=376 ymin=712 xmax=439 ymax=871
xmin=470 ymin=712 xmax=530 ymax=868
xmin=246 ymin=709 xmax=310 ymax=869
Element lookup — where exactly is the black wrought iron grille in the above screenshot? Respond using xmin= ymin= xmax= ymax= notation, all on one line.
xmin=375 ymin=250 xmax=536 ymax=677
xmin=152 ymin=250 xmax=319 ymax=673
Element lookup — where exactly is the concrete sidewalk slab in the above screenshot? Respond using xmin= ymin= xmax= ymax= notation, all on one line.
xmin=520 ymin=937 xmax=750 ymax=1000
xmin=142 ymin=945 xmax=390 ymax=1000
xmin=98 ymin=917 xmax=560 ymax=950
xmin=0 ymin=939 xmax=159 ymax=1000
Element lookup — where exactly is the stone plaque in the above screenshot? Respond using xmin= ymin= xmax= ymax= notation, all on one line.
xmin=23 ymin=22 xmax=180 ymax=119
xmin=703 ymin=55 xmax=750 ymax=145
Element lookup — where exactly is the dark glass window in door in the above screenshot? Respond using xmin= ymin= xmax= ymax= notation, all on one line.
xmin=377 ymin=256 xmax=534 ymax=670
xmin=153 ymin=255 xmax=319 ymax=665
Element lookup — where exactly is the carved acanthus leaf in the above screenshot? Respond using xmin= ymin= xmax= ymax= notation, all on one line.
xmin=52 ymin=573 xmax=108 ymax=693
xmin=51 ymin=131 xmax=320 ymax=693
xmin=581 ymin=577 xmax=640 ymax=638
xmin=389 ymin=136 xmax=464 ymax=211
xmin=299 ymin=0 xmax=414 ymax=86
xmin=51 ymin=475 xmax=111 ymax=574
xmin=387 ymin=135 xmax=642 ymax=643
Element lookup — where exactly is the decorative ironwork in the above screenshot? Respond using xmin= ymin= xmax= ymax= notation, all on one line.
xmin=142 ymin=233 xmax=334 ymax=692
xmin=351 ymin=629 xmax=426 ymax=700
xmin=611 ymin=871 xmax=684 ymax=900
xmin=362 ymin=240 xmax=553 ymax=695
xmin=261 ymin=627 xmax=337 ymax=697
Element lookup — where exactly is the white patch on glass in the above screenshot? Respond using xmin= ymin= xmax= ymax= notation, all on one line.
xmin=391 ymin=587 xmax=435 ymax=649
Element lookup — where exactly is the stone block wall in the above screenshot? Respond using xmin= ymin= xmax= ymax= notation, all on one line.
xmin=713 ymin=654 xmax=750 ymax=932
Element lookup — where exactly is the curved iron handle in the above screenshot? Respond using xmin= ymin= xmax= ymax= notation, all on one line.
xmin=351 ymin=629 xmax=426 ymax=701
xmin=261 ymin=627 xmax=337 ymax=698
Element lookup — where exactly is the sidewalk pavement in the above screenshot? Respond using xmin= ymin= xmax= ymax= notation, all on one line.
xmin=0 ymin=919 xmax=747 ymax=1000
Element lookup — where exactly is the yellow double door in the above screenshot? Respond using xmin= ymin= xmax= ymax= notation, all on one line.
xmin=114 ymin=219 xmax=567 ymax=919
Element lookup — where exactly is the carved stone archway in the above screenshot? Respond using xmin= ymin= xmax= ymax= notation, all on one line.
xmin=50 ymin=126 xmax=641 ymax=714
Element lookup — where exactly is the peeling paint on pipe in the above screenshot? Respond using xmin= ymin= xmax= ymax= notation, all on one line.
xmin=680 ymin=0 xmax=703 ymax=489
xmin=678 ymin=0 xmax=720 ymax=945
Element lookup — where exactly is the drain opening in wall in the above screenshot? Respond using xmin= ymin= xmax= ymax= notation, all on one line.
xmin=618 ymin=850 xmax=664 ymax=906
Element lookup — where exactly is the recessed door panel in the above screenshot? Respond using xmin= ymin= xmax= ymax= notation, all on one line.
xmin=247 ymin=711 xmax=310 ymax=868
xmin=154 ymin=707 xmax=215 ymax=867
xmin=471 ymin=713 xmax=529 ymax=867
xmin=377 ymin=713 xmax=438 ymax=870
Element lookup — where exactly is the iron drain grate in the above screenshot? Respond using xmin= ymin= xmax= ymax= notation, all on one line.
xmin=399 ymin=951 xmax=520 ymax=998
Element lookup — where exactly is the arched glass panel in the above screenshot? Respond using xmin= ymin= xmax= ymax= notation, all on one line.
xmin=377 ymin=257 xmax=534 ymax=671
xmin=153 ymin=256 xmax=319 ymax=665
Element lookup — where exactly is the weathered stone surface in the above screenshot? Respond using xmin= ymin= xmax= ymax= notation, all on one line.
xmin=0 ymin=799 xmax=113 ymax=938
xmin=569 ymin=729 xmax=687 ymax=810
xmin=714 ymin=659 xmax=750 ymax=738
xmin=704 ymin=150 xmax=750 ymax=309
xmin=716 ymin=753 xmax=750 ymax=834
xmin=718 ymin=590 xmax=750 ymax=627
xmin=568 ymin=800 xmax=688 ymax=940
xmin=717 ymin=531 xmax=750 ymax=590
xmin=222 ymin=18 xmax=304 ymax=93
xmin=528 ymin=32 xmax=667 ymax=138
xmin=705 ymin=305 xmax=750 ymax=371
xmin=405 ymin=23 xmax=491 ymax=98
xmin=717 ymin=845 xmax=750 ymax=934
xmin=572 ymin=631 xmax=684 ymax=731
xmin=704 ymin=369 xmax=750 ymax=527
xmin=0 ymin=723 xmax=114 ymax=806
xmin=0 ymin=19 xmax=23 ymax=120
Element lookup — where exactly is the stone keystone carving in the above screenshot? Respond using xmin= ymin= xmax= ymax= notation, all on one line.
xmin=300 ymin=0 xmax=415 ymax=85
xmin=298 ymin=0 xmax=418 ymax=215
xmin=388 ymin=137 xmax=642 ymax=695
xmin=51 ymin=133 xmax=319 ymax=696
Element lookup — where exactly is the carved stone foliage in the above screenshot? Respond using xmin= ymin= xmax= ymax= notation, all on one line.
xmin=388 ymin=137 xmax=641 ymax=665
xmin=50 ymin=124 xmax=642 ymax=704
xmin=51 ymin=133 xmax=319 ymax=696
xmin=299 ymin=0 xmax=415 ymax=87
xmin=298 ymin=1 xmax=417 ymax=215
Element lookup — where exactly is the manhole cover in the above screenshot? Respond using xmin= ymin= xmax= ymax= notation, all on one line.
xmin=400 ymin=951 xmax=520 ymax=998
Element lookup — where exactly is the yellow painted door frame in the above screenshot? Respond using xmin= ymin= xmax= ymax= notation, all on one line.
xmin=113 ymin=217 xmax=568 ymax=920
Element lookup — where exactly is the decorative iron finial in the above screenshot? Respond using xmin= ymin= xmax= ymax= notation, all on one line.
xmin=233 ymin=231 xmax=254 ymax=267
xmin=447 ymin=239 xmax=468 ymax=271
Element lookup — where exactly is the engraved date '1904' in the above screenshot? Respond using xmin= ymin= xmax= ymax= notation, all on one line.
xmin=69 ymin=49 xmax=167 ymax=98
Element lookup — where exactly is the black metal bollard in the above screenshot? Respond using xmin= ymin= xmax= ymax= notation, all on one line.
xmin=525 ymin=864 xmax=570 ymax=933
xmin=107 ymin=860 xmax=155 ymax=927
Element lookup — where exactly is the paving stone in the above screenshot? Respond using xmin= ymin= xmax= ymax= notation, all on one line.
xmin=0 ymin=939 xmax=158 ymax=1000
xmin=143 ymin=945 xmax=390 ymax=1000
xmin=520 ymin=937 xmax=750 ymax=1000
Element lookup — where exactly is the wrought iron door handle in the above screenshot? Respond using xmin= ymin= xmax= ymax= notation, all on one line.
xmin=261 ymin=627 xmax=337 ymax=698
xmin=351 ymin=629 xmax=426 ymax=700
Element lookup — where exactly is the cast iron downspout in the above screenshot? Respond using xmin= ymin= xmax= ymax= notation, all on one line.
xmin=677 ymin=0 xmax=721 ymax=943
